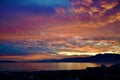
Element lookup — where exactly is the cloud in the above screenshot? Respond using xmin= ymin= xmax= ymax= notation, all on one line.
xmin=100 ymin=0 xmax=118 ymax=10
xmin=0 ymin=53 xmax=63 ymax=61
xmin=0 ymin=35 xmax=120 ymax=57
xmin=0 ymin=0 xmax=120 ymax=59
xmin=55 ymin=0 xmax=120 ymax=28
xmin=70 ymin=0 xmax=93 ymax=6
xmin=107 ymin=11 xmax=120 ymax=23
xmin=56 ymin=37 xmax=120 ymax=54
xmin=55 ymin=7 xmax=66 ymax=16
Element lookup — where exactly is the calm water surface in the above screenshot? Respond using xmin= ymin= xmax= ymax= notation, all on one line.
xmin=0 ymin=62 xmax=111 ymax=71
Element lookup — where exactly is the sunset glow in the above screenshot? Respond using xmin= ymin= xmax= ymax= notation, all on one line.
xmin=0 ymin=0 xmax=120 ymax=61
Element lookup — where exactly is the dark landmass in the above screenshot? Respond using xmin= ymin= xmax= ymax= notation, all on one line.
xmin=60 ymin=53 xmax=120 ymax=63
xmin=34 ymin=53 xmax=120 ymax=63
xmin=0 ymin=53 xmax=120 ymax=63
xmin=0 ymin=63 xmax=120 ymax=80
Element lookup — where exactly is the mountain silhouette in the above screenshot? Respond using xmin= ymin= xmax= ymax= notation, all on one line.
xmin=1 ymin=53 xmax=120 ymax=63
xmin=59 ymin=53 xmax=120 ymax=63
xmin=34 ymin=53 xmax=120 ymax=63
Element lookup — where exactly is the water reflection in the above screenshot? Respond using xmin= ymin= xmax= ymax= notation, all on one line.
xmin=0 ymin=62 xmax=111 ymax=71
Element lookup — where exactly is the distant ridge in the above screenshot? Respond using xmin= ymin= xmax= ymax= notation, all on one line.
xmin=0 ymin=53 xmax=120 ymax=63
xmin=34 ymin=53 xmax=120 ymax=63
xmin=60 ymin=53 xmax=120 ymax=63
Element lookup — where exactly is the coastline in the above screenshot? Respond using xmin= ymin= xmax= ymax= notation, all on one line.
xmin=0 ymin=63 xmax=120 ymax=80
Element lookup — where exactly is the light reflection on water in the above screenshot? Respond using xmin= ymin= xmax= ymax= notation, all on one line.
xmin=0 ymin=62 xmax=111 ymax=71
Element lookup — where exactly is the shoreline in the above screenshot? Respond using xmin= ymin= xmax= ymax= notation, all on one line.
xmin=0 ymin=63 xmax=120 ymax=80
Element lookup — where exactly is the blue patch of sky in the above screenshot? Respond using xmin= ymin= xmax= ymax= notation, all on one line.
xmin=0 ymin=0 xmax=70 ymax=13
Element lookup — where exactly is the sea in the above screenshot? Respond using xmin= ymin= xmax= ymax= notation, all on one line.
xmin=0 ymin=62 xmax=112 ymax=71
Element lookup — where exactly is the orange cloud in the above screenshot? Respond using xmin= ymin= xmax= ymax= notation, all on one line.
xmin=0 ymin=0 xmax=119 ymax=41
xmin=0 ymin=53 xmax=63 ymax=61
xmin=107 ymin=11 xmax=120 ymax=23
xmin=100 ymin=0 xmax=118 ymax=10
xmin=54 ymin=0 xmax=119 ymax=29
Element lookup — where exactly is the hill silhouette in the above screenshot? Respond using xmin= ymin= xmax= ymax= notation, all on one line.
xmin=0 ymin=53 xmax=120 ymax=63
xmin=59 ymin=53 xmax=120 ymax=63
xmin=34 ymin=53 xmax=120 ymax=63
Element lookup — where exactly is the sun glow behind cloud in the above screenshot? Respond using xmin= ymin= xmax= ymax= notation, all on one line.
xmin=57 ymin=51 xmax=97 ymax=56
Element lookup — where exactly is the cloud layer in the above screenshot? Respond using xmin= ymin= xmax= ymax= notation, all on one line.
xmin=0 ymin=0 xmax=120 ymax=59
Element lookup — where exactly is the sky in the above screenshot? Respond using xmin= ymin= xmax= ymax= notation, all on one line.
xmin=0 ymin=0 xmax=120 ymax=61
